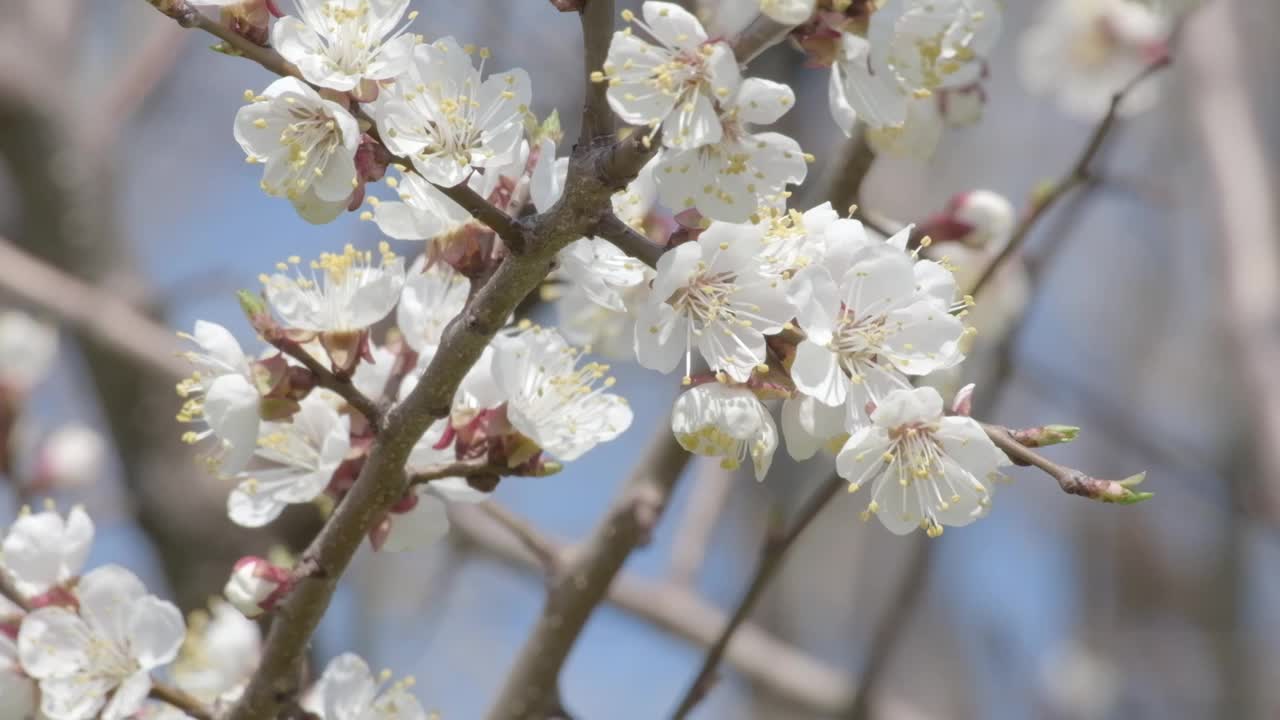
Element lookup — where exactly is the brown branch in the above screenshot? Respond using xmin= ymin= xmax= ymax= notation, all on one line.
xmin=149 ymin=682 xmax=215 ymax=720
xmin=732 ymin=13 xmax=795 ymax=63
xmin=408 ymin=462 xmax=519 ymax=485
xmin=448 ymin=502 xmax=859 ymax=714
xmin=272 ymin=339 xmax=384 ymax=430
xmin=966 ymin=51 xmax=1172 ymax=297
xmin=577 ymin=0 xmax=616 ymax=146
xmin=670 ymin=470 xmax=845 ymax=718
xmin=842 ymin=537 xmax=933 ymax=720
xmin=981 ymin=423 xmax=1150 ymax=504
xmin=486 ymin=429 xmax=692 ymax=720
xmin=147 ymin=0 xmax=299 ymax=78
xmin=594 ymin=213 xmax=664 ymax=268
xmin=0 ymin=238 xmax=189 ymax=379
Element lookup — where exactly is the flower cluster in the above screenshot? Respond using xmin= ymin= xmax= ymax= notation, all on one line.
xmin=0 ymin=505 xmax=429 ymax=719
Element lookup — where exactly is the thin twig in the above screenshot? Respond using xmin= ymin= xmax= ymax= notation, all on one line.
xmin=966 ymin=52 xmax=1173 ymax=297
xmin=479 ymin=502 xmax=562 ymax=571
xmin=670 ymin=471 xmax=845 ymax=718
xmin=272 ymin=339 xmax=384 ymax=430
xmin=0 ymin=572 xmax=32 ymax=612
xmin=594 ymin=213 xmax=664 ymax=268
xmin=408 ymin=462 xmax=517 ymax=485
xmin=842 ymin=537 xmax=933 ymax=720
xmin=732 ymin=13 xmax=795 ymax=63
xmin=982 ymin=423 xmax=1149 ymax=503
xmin=448 ymin=502 xmax=860 ymax=714
xmin=150 ymin=682 xmax=216 ymax=720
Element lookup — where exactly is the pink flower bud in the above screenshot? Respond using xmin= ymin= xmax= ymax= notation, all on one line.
xmin=225 ymin=556 xmax=293 ymax=618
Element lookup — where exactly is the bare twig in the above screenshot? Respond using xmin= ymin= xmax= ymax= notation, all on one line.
xmin=150 ymin=683 xmax=216 ymax=720
xmin=670 ymin=471 xmax=845 ymax=718
xmin=842 ymin=537 xmax=933 ymax=720
xmin=486 ymin=429 xmax=691 ymax=719
xmin=271 ymin=339 xmax=384 ymax=430
xmin=982 ymin=423 xmax=1150 ymax=504
xmin=448 ymin=502 xmax=859 ymax=714
xmin=594 ymin=213 xmax=665 ymax=268
xmin=408 ymin=462 xmax=519 ymax=485
xmin=0 ymin=238 xmax=188 ymax=379
xmin=966 ymin=52 xmax=1173 ymax=297
xmin=0 ymin=572 xmax=32 ymax=612
xmin=147 ymin=0 xmax=299 ymax=78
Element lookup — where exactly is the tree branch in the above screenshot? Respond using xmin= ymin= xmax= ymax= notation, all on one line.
xmin=0 ymin=572 xmax=32 ymax=612
xmin=732 ymin=13 xmax=795 ymax=63
xmin=670 ymin=470 xmax=845 ymax=718
xmin=146 ymin=0 xmax=299 ymax=78
xmin=966 ymin=51 xmax=1173 ymax=297
xmin=0 ymin=238 xmax=188 ymax=379
xmin=594 ymin=213 xmax=665 ymax=268
xmin=577 ymin=0 xmax=616 ymax=146
xmin=408 ymin=462 xmax=519 ymax=485
xmin=272 ymin=338 xmax=384 ymax=430
xmin=449 ymin=502 xmax=860 ymax=714
xmin=667 ymin=461 xmax=734 ymax=586
xmin=477 ymin=502 xmax=562 ymax=572
xmin=982 ymin=423 xmax=1150 ymax=504
xmin=486 ymin=429 xmax=691 ymax=720
xmin=149 ymin=682 xmax=215 ymax=720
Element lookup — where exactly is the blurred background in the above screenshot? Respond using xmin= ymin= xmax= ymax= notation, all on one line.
xmin=1 ymin=0 xmax=1278 ymax=718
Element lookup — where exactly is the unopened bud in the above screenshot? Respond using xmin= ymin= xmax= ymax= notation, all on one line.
xmin=950 ymin=383 xmax=975 ymax=416
xmin=225 ymin=556 xmax=292 ymax=618
xmin=236 ymin=290 xmax=276 ymax=337
xmin=1012 ymin=424 xmax=1080 ymax=448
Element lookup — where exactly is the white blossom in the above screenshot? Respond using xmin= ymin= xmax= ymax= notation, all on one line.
xmin=600 ymin=2 xmax=740 ymax=149
xmin=836 ymin=386 xmax=1009 ymax=536
xmin=18 ymin=565 xmax=185 ymax=720
xmin=0 ymin=631 xmax=37 ymax=720
xmin=262 ymin=243 xmax=406 ymax=332
xmin=635 ymin=222 xmax=796 ymax=382
xmin=372 ymin=37 xmax=530 ymax=187
xmin=791 ymin=223 xmax=966 ymax=429
xmin=492 ymin=326 xmax=633 ymax=461
xmin=370 ymin=170 xmax=472 ymax=241
xmin=223 ymin=557 xmax=290 ymax=619
xmin=655 ymin=77 xmax=808 ymax=222
xmin=272 ymin=0 xmax=418 ymax=93
xmin=1020 ymin=0 xmax=1168 ymax=119
xmin=351 ymin=342 xmax=398 ymax=402
xmin=227 ymin=391 xmax=351 ymax=527
xmin=234 ymin=77 xmax=360 ymax=222
xmin=1 ymin=506 xmax=93 ymax=597
xmin=304 ymin=653 xmax=426 ymax=720
xmin=829 ymin=0 xmax=1001 ymax=133
xmin=672 ymin=382 xmax=777 ymax=480
xmin=396 ymin=255 xmax=470 ymax=354
xmin=780 ymin=393 xmax=848 ymax=461
xmin=176 ymin=322 xmax=264 ymax=475
xmin=172 ymin=600 xmax=261 ymax=704
xmin=0 ymin=310 xmax=57 ymax=395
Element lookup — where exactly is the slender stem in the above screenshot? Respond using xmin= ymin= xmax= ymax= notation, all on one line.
xmin=408 ymin=462 xmax=518 ymax=485
xmin=967 ymin=52 xmax=1172 ymax=297
xmin=842 ymin=538 xmax=933 ymax=720
xmin=272 ymin=339 xmax=384 ymax=430
xmin=594 ymin=213 xmax=664 ymax=268
xmin=150 ymin=682 xmax=216 ymax=720
xmin=670 ymin=472 xmax=844 ymax=718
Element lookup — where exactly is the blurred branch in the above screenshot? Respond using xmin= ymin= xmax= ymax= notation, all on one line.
xmin=1185 ymin=2 xmax=1280 ymax=515
xmin=478 ymin=501 xmax=561 ymax=572
xmin=486 ymin=429 xmax=692 ymax=719
xmin=670 ymin=471 xmax=845 ymax=718
xmin=449 ymin=501 xmax=859 ymax=715
xmin=0 ymin=238 xmax=188 ymax=378
xmin=0 ymin=572 xmax=32 ymax=612
xmin=732 ymin=14 xmax=795 ymax=63
xmin=967 ymin=50 xmax=1174 ymax=298
xmin=842 ymin=538 xmax=933 ymax=720
xmin=84 ymin=20 xmax=186 ymax=155
xmin=668 ymin=461 xmax=734 ymax=586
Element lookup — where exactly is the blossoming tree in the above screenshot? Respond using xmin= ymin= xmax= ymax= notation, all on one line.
xmin=0 ymin=0 xmax=1207 ymax=718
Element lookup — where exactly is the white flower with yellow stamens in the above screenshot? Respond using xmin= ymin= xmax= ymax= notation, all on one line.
xmin=634 ymin=221 xmax=796 ymax=383
xmin=654 ymin=77 xmax=808 ymax=223
xmin=836 ymin=386 xmax=1009 ymax=536
xmin=491 ymin=326 xmax=632 ymax=461
xmin=226 ymin=391 xmax=351 ymax=528
xmin=598 ymin=1 xmax=740 ymax=150
xmin=672 ymin=382 xmax=777 ymax=480
xmin=262 ymin=243 xmax=406 ymax=333
xmin=371 ymin=37 xmax=531 ymax=187
xmin=303 ymin=653 xmax=426 ymax=720
xmin=176 ymin=321 xmax=261 ymax=475
xmin=233 ymin=78 xmax=360 ymax=222
xmin=272 ymin=0 xmax=419 ymax=94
